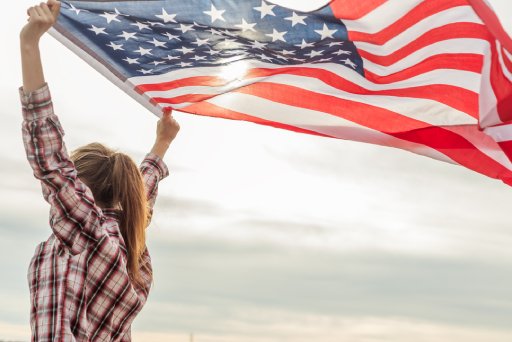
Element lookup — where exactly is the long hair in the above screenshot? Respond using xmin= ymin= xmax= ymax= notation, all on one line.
xmin=70 ymin=142 xmax=149 ymax=286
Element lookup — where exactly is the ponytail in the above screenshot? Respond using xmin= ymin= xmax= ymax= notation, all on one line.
xmin=111 ymin=153 xmax=149 ymax=286
xmin=71 ymin=143 xmax=150 ymax=286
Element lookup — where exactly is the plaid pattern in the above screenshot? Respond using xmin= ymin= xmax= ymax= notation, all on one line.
xmin=21 ymin=84 xmax=169 ymax=341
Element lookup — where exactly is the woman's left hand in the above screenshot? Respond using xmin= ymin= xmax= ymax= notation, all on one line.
xmin=20 ymin=0 xmax=61 ymax=47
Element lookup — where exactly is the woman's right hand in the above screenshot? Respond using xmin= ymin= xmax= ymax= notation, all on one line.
xmin=151 ymin=110 xmax=180 ymax=159
xmin=20 ymin=0 xmax=61 ymax=47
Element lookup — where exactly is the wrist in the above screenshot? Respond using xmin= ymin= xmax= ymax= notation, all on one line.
xmin=20 ymin=39 xmax=40 ymax=51
xmin=151 ymin=139 xmax=172 ymax=159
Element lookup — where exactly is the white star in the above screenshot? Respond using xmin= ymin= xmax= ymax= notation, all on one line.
xmin=254 ymin=1 xmax=275 ymax=19
xmin=131 ymin=22 xmax=151 ymax=31
xmin=257 ymin=53 xmax=273 ymax=62
xmin=178 ymin=23 xmax=194 ymax=33
xmin=295 ymin=39 xmax=314 ymax=49
xmin=265 ymin=29 xmax=287 ymax=42
xmin=180 ymin=62 xmax=192 ymax=67
xmin=204 ymin=4 xmax=226 ymax=23
xmin=280 ymin=49 xmax=294 ymax=55
xmin=99 ymin=12 xmax=121 ymax=24
xmin=137 ymin=68 xmax=153 ymax=74
xmin=192 ymin=55 xmax=206 ymax=61
xmin=235 ymin=18 xmax=257 ymax=32
xmin=205 ymin=48 xmax=221 ymax=56
xmin=328 ymin=41 xmax=344 ymax=47
xmin=106 ymin=42 xmax=124 ymax=51
xmin=192 ymin=37 xmax=210 ymax=46
xmin=162 ymin=32 xmax=181 ymax=41
xmin=208 ymin=28 xmax=223 ymax=36
xmin=342 ymin=58 xmax=357 ymax=69
xmin=151 ymin=60 xmax=165 ymax=66
xmin=145 ymin=20 xmax=165 ymax=27
xmin=193 ymin=21 xmax=208 ymax=28
xmin=88 ymin=25 xmax=107 ymax=35
xmin=155 ymin=9 xmax=177 ymax=23
xmin=123 ymin=57 xmax=139 ymax=64
xmin=176 ymin=46 xmax=194 ymax=54
xmin=117 ymin=31 xmax=137 ymax=41
xmin=332 ymin=49 xmax=351 ymax=56
xmin=223 ymin=29 xmax=237 ymax=37
xmin=114 ymin=8 xmax=126 ymax=16
xmin=315 ymin=23 xmax=337 ymax=40
xmin=250 ymin=40 xmax=267 ymax=49
xmin=68 ymin=4 xmax=81 ymax=15
xmin=164 ymin=55 xmax=180 ymax=61
xmin=134 ymin=46 xmax=153 ymax=56
xmin=276 ymin=54 xmax=289 ymax=61
xmin=305 ymin=49 xmax=324 ymax=58
xmin=317 ymin=57 xmax=333 ymax=62
xmin=148 ymin=38 xmax=167 ymax=48
xmin=284 ymin=12 xmax=307 ymax=27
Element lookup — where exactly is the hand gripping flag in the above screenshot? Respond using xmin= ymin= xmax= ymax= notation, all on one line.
xmin=50 ymin=0 xmax=512 ymax=185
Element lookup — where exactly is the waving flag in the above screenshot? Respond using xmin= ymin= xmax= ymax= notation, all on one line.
xmin=50 ymin=0 xmax=512 ymax=185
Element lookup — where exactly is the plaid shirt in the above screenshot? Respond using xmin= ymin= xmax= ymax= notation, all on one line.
xmin=20 ymin=84 xmax=169 ymax=341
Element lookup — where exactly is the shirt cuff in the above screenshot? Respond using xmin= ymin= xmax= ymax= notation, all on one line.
xmin=19 ymin=83 xmax=54 ymax=121
xmin=143 ymin=152 xmax=170 ymax=180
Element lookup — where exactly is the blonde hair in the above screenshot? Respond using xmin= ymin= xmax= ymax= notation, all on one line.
xmin=70 ymin=142 xmax=149 ymax=286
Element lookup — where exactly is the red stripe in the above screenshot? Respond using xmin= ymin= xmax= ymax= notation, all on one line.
xmin=358 ymin=23 xmax=490 ymax=66
xmin=136 ymin=76 xmax=225 ymax=93
xmin=181 ymin=101 xmax=333 ymax=138
xmin=344 ymin=0 xmax=469 ymax=44
xmin=329 ymin=0 xmax=386 ymax=20
xmin=489 ymin=40 xmax=512 ymax=124
xmin=467 ymin=0 xmax=512 ymax=53
xmin=154 ymin=93 xmax=214 ymax=104
xmin=149 ymin=66 xmax=478 ymax=118
xmin=230 ymin=82 xmax=512 ymax=182
xmin=501 ymin=46 xmax=512 ymax=74
xmin=364 ymin=53 xmax=483 ymax=83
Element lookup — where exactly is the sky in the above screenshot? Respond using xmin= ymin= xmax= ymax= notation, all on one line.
xmin=1 ymin=0 xmax=512 ymax=341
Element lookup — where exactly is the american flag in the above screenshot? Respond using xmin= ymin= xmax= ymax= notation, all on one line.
xmin=51 ymin=0 xmax=512 ymax=186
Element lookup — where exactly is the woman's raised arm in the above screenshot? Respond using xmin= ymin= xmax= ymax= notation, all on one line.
xmin=20 ymin=0 xmax=60 ymax=94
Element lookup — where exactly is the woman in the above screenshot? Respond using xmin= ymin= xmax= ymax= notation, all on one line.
xmin=20 ymin=1 xmax=180 ymax=340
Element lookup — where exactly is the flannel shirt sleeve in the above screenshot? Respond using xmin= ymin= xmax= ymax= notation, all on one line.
xmin=139 ymin=152 xmax=169 ymax=225
xmin=20 ymin=84 xmax=103 ymax=255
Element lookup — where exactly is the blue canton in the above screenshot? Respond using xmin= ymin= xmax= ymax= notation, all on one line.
xmin=58 ymin=0 xmax=364 ymax=79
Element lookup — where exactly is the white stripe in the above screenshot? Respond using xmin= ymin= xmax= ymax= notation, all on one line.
xmin=273 ymin=74 xmax=477 ymax=125
xmin=129 ymin=59 xmax=481 ymax=93
xmin=504 ymin=47 xmax=512 ymax=61
xmin=201 ymin=91 xmax=457 ymax=164
xmin=142 ymin=68 xmax=480 ymax=100
xmin=497 ymin=41 xmax=512 ymax=82
xmin=478 ymin=41 xmax=501 ymax=128
xmin=341 ymin=0 xmax=423 ymax=34
xmin=446 ymin=126 xmax=512 ymax=171
xmin=485 ymin=124 xmax=512 ymax=142
xmin=361 ymin=38 xmax=489 ymax=76
xmin=354 ymin=7 xmax=482 ymax=56
xmin=145 ymin=72 xmax=477 ymax=126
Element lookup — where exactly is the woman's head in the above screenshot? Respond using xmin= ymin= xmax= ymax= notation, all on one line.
xmin=70 ymin=142 xmax=149 ymax=286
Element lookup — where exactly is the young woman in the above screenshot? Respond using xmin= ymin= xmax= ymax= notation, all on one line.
xmin=20 ymin=1 xmax=180 ymax=340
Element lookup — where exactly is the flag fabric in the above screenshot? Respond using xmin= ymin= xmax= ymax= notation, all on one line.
xmin=50 ymin=0 xmax=512 ymax=185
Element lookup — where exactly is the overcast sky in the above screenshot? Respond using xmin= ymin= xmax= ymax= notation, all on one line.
xmin=1 ymin=1 xmax=512 ymax=341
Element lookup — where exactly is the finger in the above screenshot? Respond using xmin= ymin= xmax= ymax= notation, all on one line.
xmin=34 ymin=5 xmax=45 ymax=18
xmin=48 ymin=0 xmax=61 ymax=19
xmin=28 ymin=6 xmax=40 ymax=18
xmin=40 ymin=3 xmax=53 ymax=20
